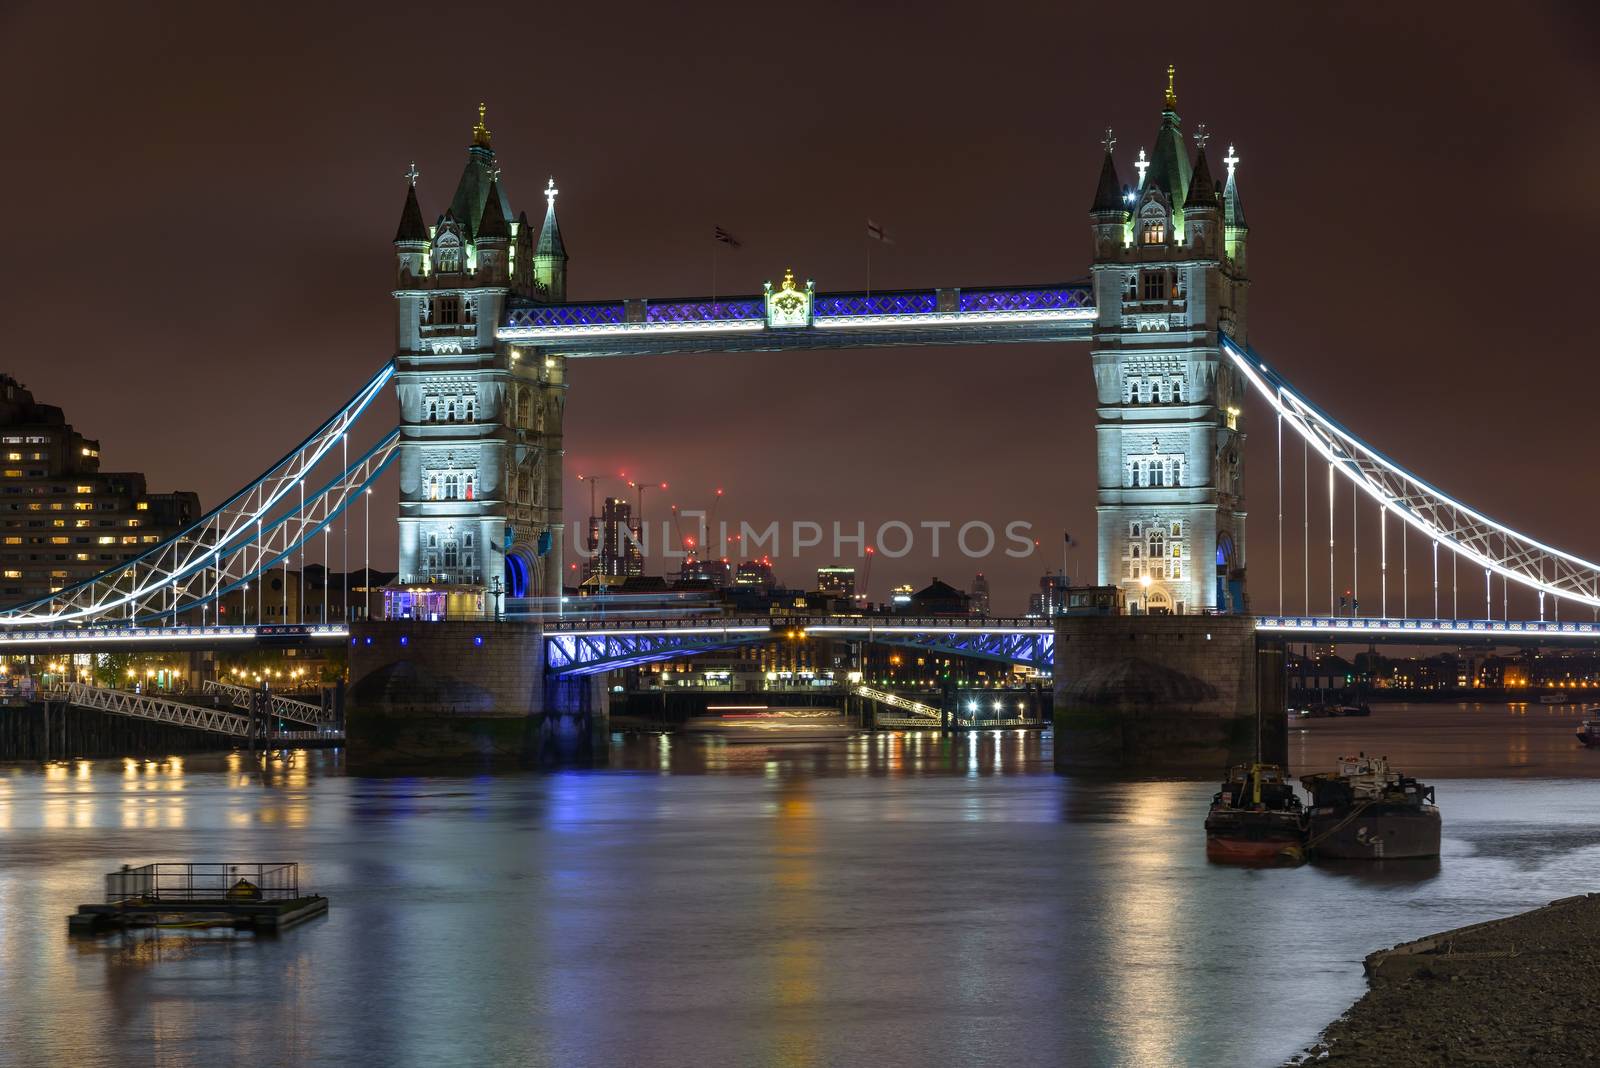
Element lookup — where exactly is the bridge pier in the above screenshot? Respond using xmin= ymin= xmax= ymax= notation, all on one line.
xmin=345 ymin=621 xmax=608 ymax=770
xmin=1052 ymin=616 xmax=1285 ymax=774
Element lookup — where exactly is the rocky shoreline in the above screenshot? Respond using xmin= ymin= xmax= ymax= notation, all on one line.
xmin=1289 ymin=893 xmax=1600 ymax=1065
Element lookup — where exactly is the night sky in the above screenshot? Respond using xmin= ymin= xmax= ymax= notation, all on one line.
xmin=3 ymin=2 xmax=1596 ymax=614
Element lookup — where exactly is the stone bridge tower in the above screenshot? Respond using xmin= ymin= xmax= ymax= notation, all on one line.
xmin=1088 ymin=68 xmax=1250 ymax=614
xmin=389 ymin=105 xmax=568 ymax=619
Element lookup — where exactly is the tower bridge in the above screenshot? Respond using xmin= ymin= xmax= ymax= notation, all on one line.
xmin=5 ymin=77 xmax=1600 ymax=768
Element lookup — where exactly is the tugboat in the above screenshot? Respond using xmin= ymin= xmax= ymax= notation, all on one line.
xmin=1204 ymin=764 xmax=1306 ymax=865
xmin=1576 ymin=718 xmax=1600 ymax=748
xmin=1300 ymin=754 xmax=1440 ymax=860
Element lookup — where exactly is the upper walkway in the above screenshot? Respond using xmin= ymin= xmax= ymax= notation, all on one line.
xmin=499 ymin=283 xmax=1096 ymax=357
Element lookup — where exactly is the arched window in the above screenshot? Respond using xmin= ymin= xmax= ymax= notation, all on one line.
xmin=1149 ymin=531 xmax=1166 ymax=558
xmin=442 ymin=541 xmax=459 ymax=568
xmin=443 ymin=474 xmax=460 ymax=501
xmin=427 ymin=475 xmax=439 ymax=501
xmin=1152 ymin=463 xmax=1165 ymax=487
xmin=1172 ymin=380 xmax=1184 ymax=403
xmin=1141 ymin=220 xmax=1166 ymax=245
xmin=425 ymin=398 xmax=437 ymax=421
xmin=445 ymin=399 xmax=456 ymax=421
xmin=464 ymin=396 xmax=476 ymax=421
xmin=427 ymin=533 xmax=437 ymax=548
xmin=465 ymin=475 xmax=476 ymax=501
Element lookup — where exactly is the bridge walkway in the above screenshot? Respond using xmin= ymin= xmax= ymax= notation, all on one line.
xmin=53 ymin=683 xmax=341 ymax=743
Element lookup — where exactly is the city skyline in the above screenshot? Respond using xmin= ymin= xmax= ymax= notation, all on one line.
xmin=2 ymin=3 xmax=1597 ymax=609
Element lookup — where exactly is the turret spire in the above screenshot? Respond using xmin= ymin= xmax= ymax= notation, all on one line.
xmin=394 ymin=166 xmax=428 ymax=243
xmin=1090 ymin=132 xmax=1125 ymax=214
xmin=1164 ymin=64 xmax=1178 ymax=111
xmin=472 ymin=102 xmax=491 ymax=148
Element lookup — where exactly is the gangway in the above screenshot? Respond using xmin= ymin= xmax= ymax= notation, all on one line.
xmin=202 ymin=679 xmax=333 ymax=727
xmin=853 ymin=685 xmax=943 ymax=728
xmin=54 ymin=682 xmax=339 ymax=743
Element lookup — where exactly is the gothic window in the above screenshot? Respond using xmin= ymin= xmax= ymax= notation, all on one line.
xmin=1152 ymin=463 xmax=1165 ymax=487
xmin=445 ymin=399 xmax=456 ymax=421
xmin=464 ymin=395 xmax=476 ymax=421
xmin=1131 ymin=545 xmax=1141 ymax=559
xmin=425 ymin=398 xmax=437 ymax=421
xmin=1151 ymin=563 xmax=1165 ymax=580
xmin=1129 ymin=562 xmax=1140 ymax=580
xmin=464 ymin=552 xmax=474 ymax=571
xmin=1141 ymin=220 xmax=1166 ymax=245
xmin=1141 ymin=271 xmax=1167 ymax=300
xmin=426 ymin=475 xmax=439 ymax=501
xmin=436 ymin=296 xmax=461 ymax=325
xmin=1170 ymin=522 xmax=1182 ymax=538
xmin=427 ymin=533 xmax=438 ymax=548
xmin=1172 ymin=380 xmax=1184 ymax=403
xmin=1149 ymin=531 xmax=1165 ymax=558
xmin=465 ymin=474 xmax=476 ymax=501
xmin=435 ymin=235 xmax=462 ymax=273
xmin=1172 ymin=564 xmax=1182 ymax=581
xmin=462 ymin=295 xmax=476 ymax=322
xmin=464 ymin=533 xmax=473 ymax=548
xmin=1124 ymin=273 xmax=1138 ymax=300
xmin=443 ymin=474 xmax=461 ymax=501
xmin=419 ymin=300 xmax=432 ymax=325
xmin=425 ymin=552 xmax=439 ymax=571
xmin=443 ymin=541 xmax=459 ymax=568
xmin=1131 ymin=522 xmax=1141 ymax=538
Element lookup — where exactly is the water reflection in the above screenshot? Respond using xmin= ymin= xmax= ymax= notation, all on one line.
xmin=4 ymin=726 xmax=1600 ymax=1066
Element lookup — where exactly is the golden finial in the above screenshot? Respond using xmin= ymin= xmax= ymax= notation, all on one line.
xmin=1164 ymin=65 xmax=1178 ymax=111
xmin=780 ymin=267 xmax=797 ymax=291
xmin=472 ymin=102 xmax=492 ymax=148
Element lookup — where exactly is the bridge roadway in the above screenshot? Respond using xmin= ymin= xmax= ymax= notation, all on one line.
xmin=0 ymin=615 xmax=1595 ymax=667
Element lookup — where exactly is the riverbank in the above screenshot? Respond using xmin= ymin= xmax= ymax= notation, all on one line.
xmin=1291 ymin=893 xmax=1600 ymax=1065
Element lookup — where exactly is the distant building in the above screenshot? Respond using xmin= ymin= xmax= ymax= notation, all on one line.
xmin=1027 ymin=571 xmax=1069 ymax=618
xmin=971 ymin=572 xmax=991 ymax=616
xmin=816 ymin=566 xmax=856 ymax=597
xmin=907 ymin=578 xmax=970 ymax=615
xmin=734 ymin=558 xmax=777 ymax=588
xmin=889 ymin=583 xmax=915 ymax=609
xmin=586 ymin=496 xmax=643 ymax=585
xmin=677 ymin=555 xmax=731 ymax=588
xmin=0 ymin=375 xmax=201 ymax=607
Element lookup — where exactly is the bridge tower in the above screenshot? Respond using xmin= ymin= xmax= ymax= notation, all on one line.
xmin=1088 ymin=68 xmax=1250 ymax=614
xmin=389 ymin=105 xmax=567 ymax=618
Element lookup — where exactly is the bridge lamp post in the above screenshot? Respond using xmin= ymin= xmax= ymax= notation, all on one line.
xmin=363 ymin=488 xmax=371 ymax=623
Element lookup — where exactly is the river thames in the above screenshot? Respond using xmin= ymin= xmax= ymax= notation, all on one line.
xmin=3 ymin=703 xmax=1598 ymax=1067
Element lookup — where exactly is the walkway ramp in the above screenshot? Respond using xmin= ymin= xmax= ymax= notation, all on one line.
xmin=853 ymin=685 xmax=943 ymax=728
xmin=202 ymin=679 xmax=333 ymax=727
xmin=56 ymin=683 xmax=338 ymax=742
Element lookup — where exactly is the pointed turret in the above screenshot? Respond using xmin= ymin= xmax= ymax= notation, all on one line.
xmin=395 ymin=167 xmax=429 ymax=243
xmin=535 ymin=176 xmax=568 ymax=300
xmin=477 ymin=180 xmax=510 ymax=240
xmin=1090 ymin=142 xmax=1125 ymax=213
xmin=1183 ymin=142 xmax=1217 ymax=210
xmin=448 ymin=102 xmax=515 ymax=240
xmin=1144 ymin=65 xmax=1191 ymax=204
xmin=1222 ymin=144 xmax=1247 ymax=229
xmin=513 ymin=210 xmax=535 ymax=289
xmin=394 ymin=164 xmax=429 ymax=282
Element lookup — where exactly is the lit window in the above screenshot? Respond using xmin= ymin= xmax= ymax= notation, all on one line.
xmin=75 ymin=485 xmax=92 ymax=494
xmin=3 ymin=470 xmax=21 ymax=478
xmin=126 ymin=519 xmax=139 ymax=528
xmin=49 ymin=536 xmax=67 ymax=544
xmin=3 ymin=570 xmax=20 ymax=579
xmin=72 ymin=502 xmax=92 ymax=511
xmin=135 ymin=501 xmax=149 ymax=511
xmin=1141 ymin=221 xmax=1166 ymax=245
xmin=97 ymin=536 xmax=114 ymax=544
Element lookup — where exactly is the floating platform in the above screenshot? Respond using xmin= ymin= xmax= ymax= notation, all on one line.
xmin=68 ymin=895 xmax=328 ymax=935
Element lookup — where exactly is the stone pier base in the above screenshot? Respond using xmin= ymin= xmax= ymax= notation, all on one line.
xmin=1053 ymin=615 xmax=1282 ymax=774
xmin=345 ymin=620 xmax=608 ymax=771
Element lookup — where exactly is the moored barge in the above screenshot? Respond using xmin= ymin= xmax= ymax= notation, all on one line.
xmin=1301 ymin=754 xmax=1440 ymax=860
xmin=1204 ymin=763 xmax=1306 ymax=865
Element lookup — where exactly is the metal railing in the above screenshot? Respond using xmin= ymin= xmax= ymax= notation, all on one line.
xmin=853 ymin=684 xmax=941 ymax=721
xmin=61 ymin=682 xmax=252 ymax=736
xmin=105 ymin=862 xmax=301 ymax=903
xmin=202 ymin=679 xmax=332 ymax=727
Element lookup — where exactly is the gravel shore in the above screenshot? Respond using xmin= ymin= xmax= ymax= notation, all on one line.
xmin=1290 ymin=893 xmax=1600 ymax=1065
